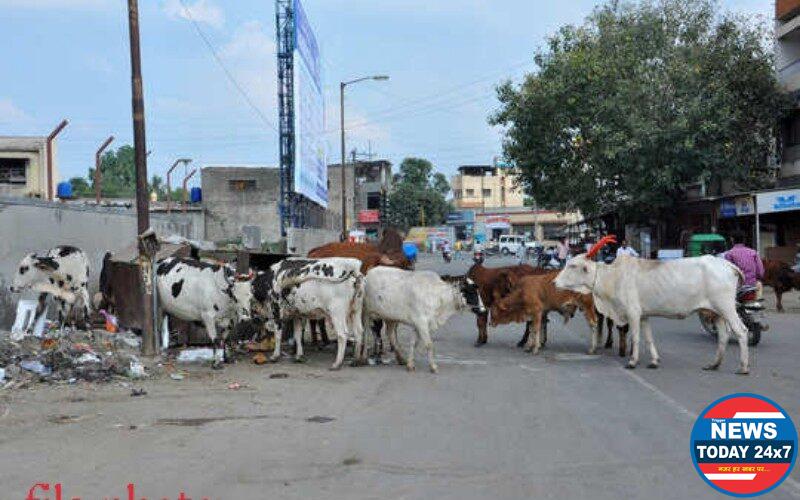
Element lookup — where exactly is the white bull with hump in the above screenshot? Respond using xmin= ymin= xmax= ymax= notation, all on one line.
xmin=554 ymin=238 xmax=749 ymax=374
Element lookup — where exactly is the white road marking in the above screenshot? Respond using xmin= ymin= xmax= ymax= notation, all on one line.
xmin=619 ymin=367 xmax=697 ymax=420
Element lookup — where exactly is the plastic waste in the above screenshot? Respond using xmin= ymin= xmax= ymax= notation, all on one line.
xmin=176 ymin=348 xmax=224 ymax=363
xmin=161 ymin=316 xmax=170 ymax=352
xmin=99 ymin=309 xmax=119 ymax=333
xmin=0 ymin=367 xmax=5 ymax=382
xmin=10 ymin=300 xmax=48 ymax=340
xmin=20 ymin=360 xmax=52 ymax=376
xmin=128 ymin=358 xmax=146 ymax=378
xmin=76 ymin=353 xmax=101 ymax=364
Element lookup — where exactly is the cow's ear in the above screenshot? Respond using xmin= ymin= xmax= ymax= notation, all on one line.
xmin=582 ymin=264 xmax=589 ymax=273
xmin=34 ymin=257 xmax=59 ymax=271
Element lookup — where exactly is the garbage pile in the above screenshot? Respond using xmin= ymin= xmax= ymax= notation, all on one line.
xmin=0 ymin=329 xmax=145 ymax=388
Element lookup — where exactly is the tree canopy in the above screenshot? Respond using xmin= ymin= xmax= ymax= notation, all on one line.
xmin=69 ymin=144 xmax=184 ymax=200
xmin=387 ymin=157 xmax=451 ymax=229
xmin=490 ymin=0 xmax=790 ymax=220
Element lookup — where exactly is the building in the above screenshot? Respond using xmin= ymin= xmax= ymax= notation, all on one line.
xmin=777 ymin=0 xmax=800 ymax=185
xmin=328 ymin=159 xmax=392 ymax=239
xmin=0 ymin=136 xmax=56 ymax=199
xmin=201 ymin=166 xmax=282 ymax=245
xmin=451 ymin=164 xmax=524 ymax=210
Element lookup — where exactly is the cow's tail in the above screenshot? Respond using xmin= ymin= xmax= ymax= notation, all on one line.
xmin=347 ymin=274 xmax=366 ymax=341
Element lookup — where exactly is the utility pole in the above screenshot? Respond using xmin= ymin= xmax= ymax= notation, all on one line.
xmin=340 ymin=82 xmax=347 ymax=240
xmin=127 ymin=0 xmax=156 ymax=356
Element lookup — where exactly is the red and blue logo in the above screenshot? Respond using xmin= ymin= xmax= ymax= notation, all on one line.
xmin=691 ymin=393 xmax=797 ymax=497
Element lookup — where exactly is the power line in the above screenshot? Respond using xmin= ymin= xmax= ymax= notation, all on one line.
xmin=178 ymin=0 xmax=278 ymax=133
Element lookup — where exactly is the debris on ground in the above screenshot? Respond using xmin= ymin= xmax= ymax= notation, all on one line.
xmin=0 ymin=328 xmax=150 ymax=387
xmin=246 ymin=337 xmax=275 ymax=352
xmin=228 ymin=382 xmax=243 ymax=390
xmin=252 ymin=353 xmax=268 ymax=365
xmin=269 ymin=373 xmax=289 ymax=379
xmin=176 ymin=347 xmax=223 ymax=363
xmin=169 ymin=372 xmax=185 ymax=381
xmin=130 ymin=388 xmax=147 ymax=397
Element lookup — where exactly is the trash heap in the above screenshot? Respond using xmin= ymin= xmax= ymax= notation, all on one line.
xmin=0 ymin=329 xmax=145 ymax=388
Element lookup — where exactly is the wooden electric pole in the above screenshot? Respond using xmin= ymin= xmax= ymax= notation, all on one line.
xmin=127 ymin=0 xmax=157 ymax=356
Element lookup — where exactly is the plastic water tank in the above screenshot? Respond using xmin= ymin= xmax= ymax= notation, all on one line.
xmin=190 ymin=187 xmax=202 ymax=203
xmin=56 ymin=181 xmax=73 ymax=199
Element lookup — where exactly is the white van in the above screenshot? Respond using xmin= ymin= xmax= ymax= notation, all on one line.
xmin=498 ymin=234 xmax=536 ymax=255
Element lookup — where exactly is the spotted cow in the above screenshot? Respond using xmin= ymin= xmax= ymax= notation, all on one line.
xmin=155 ymin=257 xmax=253 ymax=366
xmin=10 ymin=245 xmax=91 ymax=332
xmin=250 ymin=257 xmax=365 ymax=370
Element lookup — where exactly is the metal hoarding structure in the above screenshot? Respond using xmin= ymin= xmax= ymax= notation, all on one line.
xmin=276 ymin=0 xmax=327 ymax=237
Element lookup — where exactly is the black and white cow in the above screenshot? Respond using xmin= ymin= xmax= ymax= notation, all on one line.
xmin=156 ymin=257 xmax=253 ymax=366
xmin=251 ymin=257 xmax=365 ymax=370
xmin=10 ymin=245 xmax=91 ymax=332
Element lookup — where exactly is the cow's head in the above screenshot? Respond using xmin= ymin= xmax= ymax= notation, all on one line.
xmin=10 ymin=253 xmax=57 ymax=292
xmin=554 ymin=254 xmax=596 ymax=295
xmin=442 ymin=275 xmax=485 ymax=314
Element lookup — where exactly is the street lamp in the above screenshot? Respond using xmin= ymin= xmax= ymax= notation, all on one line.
xmin=340 ymin=75 xmax=389 ymax=239
xmin=167 ymin=158 xmax=192 ymax=213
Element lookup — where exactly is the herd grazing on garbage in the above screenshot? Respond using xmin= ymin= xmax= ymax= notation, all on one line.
xmin=8 ymin=230 xmax=758 ymax=375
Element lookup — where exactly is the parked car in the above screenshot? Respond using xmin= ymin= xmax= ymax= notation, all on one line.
xmin=498 ymin=235 xmax=539 ymax=255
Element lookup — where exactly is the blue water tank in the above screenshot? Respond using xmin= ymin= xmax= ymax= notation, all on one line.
xmin=190 ymin=187 xmax=202 ymax=203
xmin=57 ymin=181 xmax=73 ymax=199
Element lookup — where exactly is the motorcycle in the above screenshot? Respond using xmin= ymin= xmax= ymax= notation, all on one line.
xmin=699 ymin=285 xmax=766 ymax=346
xmin=473 ymin=249 xmax=484 ymax=265
xmin=442 ymin=249 xmax=452 ymax=263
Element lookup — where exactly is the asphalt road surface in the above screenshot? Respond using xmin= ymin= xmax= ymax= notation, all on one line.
xmin=0 ymin=254 xmax=798 ymax=499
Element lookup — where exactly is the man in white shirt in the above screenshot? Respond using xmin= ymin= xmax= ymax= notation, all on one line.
xmin=616 ymin=240 xmax=639 ymax=258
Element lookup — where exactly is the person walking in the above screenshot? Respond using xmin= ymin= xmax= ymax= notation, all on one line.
xmin=616 ymin=240 xmax=639 ymax=258
xmin=556 ymin=238 xmax=569 ymax=267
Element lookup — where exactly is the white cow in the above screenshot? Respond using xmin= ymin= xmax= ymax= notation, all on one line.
xmin=363 ymin=267 xmax=484 ymax=373
xmin=251 ymin=257 xmax=365 ymax=370
xmin=554 ymin=253 xmax=749 ymax=374
xmin=10 ymin=245 xmax=91 ymax=331
xmin=156 ymin=257 xmax=252 ymax=366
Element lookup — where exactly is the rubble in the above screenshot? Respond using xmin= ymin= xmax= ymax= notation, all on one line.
xmin=0 ymin=328 xmax=147 ymax=386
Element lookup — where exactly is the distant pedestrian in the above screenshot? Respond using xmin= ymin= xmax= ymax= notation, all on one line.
xmin=616 ymin=240 xmax=639 ymax=258
xmin=556 ymin=238 xmax=569 ymax=267
xmin=516 ymin=241 xmax=526 ymax=264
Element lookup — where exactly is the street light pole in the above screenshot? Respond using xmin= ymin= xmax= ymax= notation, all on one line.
xmin=339 ymin=75 xmax=389 ymax=240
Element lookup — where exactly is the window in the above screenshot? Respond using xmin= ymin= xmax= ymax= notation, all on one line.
xmin=453 ymin=189 xmax=461 ymax=199
xmin=465 ymin=188 xmax=475 ymax=196
xmin=229 ymin=179 xmax=256 ymax=191
xmin=366 ymin=192 xmax=381 ymax=210
xmin=0 ymin=158 xmax=27 ymax=185
xmin=482 ymin=188 xmax=491 ymax=197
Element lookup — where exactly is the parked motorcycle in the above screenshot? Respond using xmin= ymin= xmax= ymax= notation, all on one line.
xmin=699 ymin=285 xmax=766 ymax=346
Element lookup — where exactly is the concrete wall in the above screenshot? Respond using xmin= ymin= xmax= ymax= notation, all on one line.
xmin=202 ymin=166 xmax=281 ymax=245
xmin=0 ymin=197 xmax=202 ymax=328
xmin=286 ymin=227 xmax=339 ymax=255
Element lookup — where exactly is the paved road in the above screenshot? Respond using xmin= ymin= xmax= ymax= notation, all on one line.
xmin=0 ymin=254 xmax=798 ymax=499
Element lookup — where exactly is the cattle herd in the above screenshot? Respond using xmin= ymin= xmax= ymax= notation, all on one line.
xmin=8 ymin=232 xmax=798 ymax=376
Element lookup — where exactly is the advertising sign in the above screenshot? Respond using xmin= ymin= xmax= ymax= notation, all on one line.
xmin=293 ymin=0 xmax=327 ymax=207
xmin=757 ymin=189 xmax=800 ymax=215
xmin=690 ymin=393 xmax=797 ymax=497
xmin=357 ymin=209 xmax=380 ymax=223
xmin=720 ymin=196 xmax=755 ymax=218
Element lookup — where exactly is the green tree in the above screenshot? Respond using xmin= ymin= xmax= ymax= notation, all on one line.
xmin=490 ymin=0 xmax=790 ymax=221
xmin=86 ymin=145 xmax=136 ymax=198
xmin=388 ymin=157 xmax=451 ymax=229
xmin=69 ymin=176 xmax=92 ymax=197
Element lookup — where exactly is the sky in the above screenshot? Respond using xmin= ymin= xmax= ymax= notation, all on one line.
xmin=0 ymin=0 xmax=771 ymax=190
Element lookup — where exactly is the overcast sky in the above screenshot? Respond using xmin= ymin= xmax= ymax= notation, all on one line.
xmin=0 ymin=0 xmax=771 ymax=188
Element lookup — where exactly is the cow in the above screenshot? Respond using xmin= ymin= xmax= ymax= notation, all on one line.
xmin=762 ymin=259 xmax=800 ymax=312
xmin=307 ymin=229 xmax=411 ymax=352
xmin=596 ymin=313 xmax=629 ymax=357
xmin=250 ymin=257 xmax=365 ymax=370
xmin=9 ymin=245 xmax=91 ymax=332
xmin=466 ymin=263 xmax=548 ymax=347
xmin=554 ymin=236 xmax=750 ymax=374
xmin=155 ymin=257 xmax=253 ymax=367
xmin=490 ymin=271 xmax=598 ymax=354
xmin=363 ymin=267 xmax=484 ymax=373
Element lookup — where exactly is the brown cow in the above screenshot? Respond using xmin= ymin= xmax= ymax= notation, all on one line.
xmin=466 ymin=263 xmax=548 ymax=347
xmin=491 ymin=271 xmax=598 ymax=354
xmin=762 ymin=258 xmax=800 ymax=312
